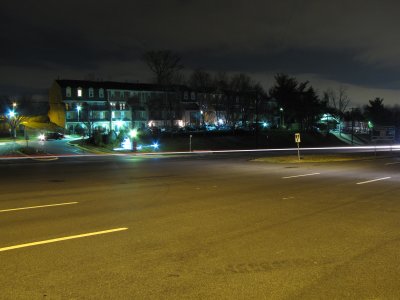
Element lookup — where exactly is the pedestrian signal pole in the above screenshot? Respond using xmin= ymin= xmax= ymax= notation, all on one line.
xmin=295 ymin=133 xmax=301 ymax=161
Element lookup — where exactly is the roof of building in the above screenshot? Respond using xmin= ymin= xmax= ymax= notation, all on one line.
xmin=55 ymin=79 xmax=188 ymax=92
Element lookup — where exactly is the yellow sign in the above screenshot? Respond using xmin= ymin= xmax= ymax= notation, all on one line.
xmin=295 ymin=133 xmax=301 ymax=143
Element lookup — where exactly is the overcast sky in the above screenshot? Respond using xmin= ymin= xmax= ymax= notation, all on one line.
xmin=2 ymin=0 xmax=400 ymax=106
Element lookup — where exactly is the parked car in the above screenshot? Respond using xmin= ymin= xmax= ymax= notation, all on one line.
xmin=39 ymin=132 xmax=64 ymax=141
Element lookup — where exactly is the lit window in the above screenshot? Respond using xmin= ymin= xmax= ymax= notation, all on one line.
xmin=77 ymin=87 xmax=83 ymax=97
xmin=99 ymin=88 xmax=104 ymax=98
xmin=66 ymin=87 xmax=71 ymax=97
xmin=120 ymin=103 xmax=125 ymax=110
xmin=89 ymin=88 xmax=94 ymax=98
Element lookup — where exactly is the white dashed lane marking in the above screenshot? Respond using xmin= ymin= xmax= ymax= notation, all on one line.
xmin=282 ymin=173 xmax=320 ymax=179
xmin=356 ymin=177 xmax=391 ymax=185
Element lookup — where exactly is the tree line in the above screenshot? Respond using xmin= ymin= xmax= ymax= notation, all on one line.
xmin=142 ymin=50 xmax=400 ymax=131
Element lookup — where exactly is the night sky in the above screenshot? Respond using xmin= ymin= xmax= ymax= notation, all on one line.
xmin=2 ymin=0 xmax=400 ymax=106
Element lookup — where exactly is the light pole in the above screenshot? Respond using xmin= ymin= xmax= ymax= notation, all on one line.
xmin=279 ymin=107 xmax=284 ymax=128
xmin=8 ymin=110 xmax=16 ymax=139
xmin=189 ymin=134 xmax=193 ymax=152
xmin=130 ymin=128 xmax=138 ymax=152
xmin=76 ymin=105 xmax=82 ymax=135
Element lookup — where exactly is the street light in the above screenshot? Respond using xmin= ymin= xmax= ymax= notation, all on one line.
xmin=129 ymin=128 xmax=138 ymax=152
xmin=76 ymin=105 xmax=82 ymax=135
xmin=8 ymin=110 xmax=17 ymax=139
xmin=279 ymin=107 xmax=284 ymax=128
xmin=8 ymin=110 xmax=15 ymax=118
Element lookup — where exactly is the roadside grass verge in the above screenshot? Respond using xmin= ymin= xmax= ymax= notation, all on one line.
xmin=253 ymin=152 xmax=399 ymax=163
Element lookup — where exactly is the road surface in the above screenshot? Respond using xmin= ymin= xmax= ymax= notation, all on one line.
xmin=1 ymin=152 xmax=400 ymax=299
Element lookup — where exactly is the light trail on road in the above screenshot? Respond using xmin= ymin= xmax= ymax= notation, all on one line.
xmin=0 ymin=144 xmax=399 ymax=160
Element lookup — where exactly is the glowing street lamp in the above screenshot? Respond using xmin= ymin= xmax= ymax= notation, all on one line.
xmin=129 ymin=129 xmax=138 ymax=152
xmin=8 ymin=110 xmax=15 ymax=118
xmin=76 ymin=105 xmax=82 ymax=122
xmin=279 ymin=107 xmax=284 ymax=128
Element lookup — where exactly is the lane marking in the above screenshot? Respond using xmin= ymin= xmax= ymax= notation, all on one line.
xmin=0 ymin=227 xmax=128 ymax=252
xmin=282 ymin=173 xmax=320 ymax=179
xmin=385 ymin=162 xmax=400 ymax=165
xmin=0 ymin=202 xmax=78 ymax=213
xmin=356 ymin=177 xmax=391 ymax=185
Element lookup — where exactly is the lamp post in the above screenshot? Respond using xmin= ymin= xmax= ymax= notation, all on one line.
xmin=279 ymin=107 xmax=284 ymax=128
xmin=76 ymin=105 xmax=82 ymax=135
xmin=8 ymin=110 xmax=16 ymax=139
xmin=130 ymin=128 xmax=138 ymax=152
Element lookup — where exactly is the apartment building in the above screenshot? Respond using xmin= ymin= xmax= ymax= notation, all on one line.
xmin=48 ymin=79 xmax=201 ymax=133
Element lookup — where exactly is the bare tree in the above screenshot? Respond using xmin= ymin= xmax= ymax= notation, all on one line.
xmin=323 ymin=86 xmax=351 ymax=134
xmin=143 ymin=50 xmax=184 ymax=128
xmin=142 ymin=50 xmax=183 ymax=85
xmin=189 ymin=69 xmax=213 ymax=125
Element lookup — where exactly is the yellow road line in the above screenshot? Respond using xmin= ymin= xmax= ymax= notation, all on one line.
xmin=0 ymin=228 xmax=128 ymax=252
xmin=0 ymin=202 xmax=78 ymax=213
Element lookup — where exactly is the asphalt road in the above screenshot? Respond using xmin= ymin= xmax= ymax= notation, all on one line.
xmin=1 ymin=152 xmax=400 ymax=299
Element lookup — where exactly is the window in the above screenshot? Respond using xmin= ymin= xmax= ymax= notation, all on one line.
xmin=191 ymin=92 xmax=195 ymax=101
xmin=77 ymin=87 xmax=83 ymax=97
xmin=184 ymin=92 xmax=188 ymax=100
xmin=89 ymin=87 xmax=94 ymax=98
xmin=99 ymin=88 xmax=104 ymax=98
xmin=120 ymin=91 xmax=124 ymax=98
xmin=66 ymin=87 xmax=71 ymax=97
xmin=120 ymin=103 xmax=126 ymax=110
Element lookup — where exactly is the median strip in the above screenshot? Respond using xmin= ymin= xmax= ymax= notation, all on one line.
xmin=356 ymin=177 xmax=391 ymax=185
xmin=0 ymin=202 xmax=78 ymax=213
xmin=282 ymin=173 xmax=320 ymax=179
xmin=0 ymin=227 xmax=128 ymax=252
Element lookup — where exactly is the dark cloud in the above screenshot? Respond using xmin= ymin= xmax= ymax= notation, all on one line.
xmin=1 ymin=0 xmax=400 ymax=104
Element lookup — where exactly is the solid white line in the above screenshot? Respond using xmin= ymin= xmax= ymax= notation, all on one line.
xmin=0 ymin=227 xmax=128 ymax=252
xmin=282 ymin=173 xmax=320 ymax=179
xmin=0 ymin=202 xmax=78 ymax=213
xmin=385 ymin=162 xmax=400 ymax=165
xmin=356 ymin=177 xmax=391 ymax=185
